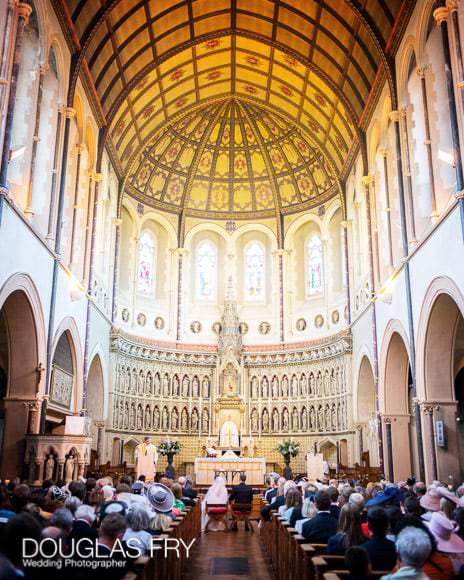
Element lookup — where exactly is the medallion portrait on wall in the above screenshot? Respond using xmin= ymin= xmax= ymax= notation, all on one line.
xmin=191 ymin=321 xmax=202 ymax=334
xmin=331 ymin=310 xmax=340 ymax=324
xmin=212 ymin=321 xmax=222 ymax=335
xmin=122 ymin=308 xmax=130 ymax=322
xmin=296 ymin=318 xmax=307 ymax=332
xmin=154 ymin=316 xmax=165 ymax=330
xmin=314 ymin=314 xmax=324 ymax=328
xmin=239 ymin=322 xmax=249 ymax=335
xmin=259 ymin=321 xmax=271 ymax=335
xmin=137 ymin=313 xmax=146 ymax=327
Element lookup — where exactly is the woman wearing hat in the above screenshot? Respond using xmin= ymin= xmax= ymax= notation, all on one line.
xmin=146 ymin=482 xmax=175 ymax=534
xmin=426 ymin=511 xmax=464 ymax=576
xmin=419 ymin=487 xmax=441 ymax=521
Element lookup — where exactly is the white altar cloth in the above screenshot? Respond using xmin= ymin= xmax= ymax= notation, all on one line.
xmin=194 ymin=456 xmax=266 ymax=486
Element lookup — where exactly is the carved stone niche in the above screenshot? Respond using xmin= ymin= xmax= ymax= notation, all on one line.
xmin=25 ymin=433 xmax=92 ymax=485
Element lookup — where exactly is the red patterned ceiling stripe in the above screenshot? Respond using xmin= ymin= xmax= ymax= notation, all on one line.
xmin=57 ymin=0 xmax=107 ymax=124
xmin=358 ymin=0 xmax=408 ymax=128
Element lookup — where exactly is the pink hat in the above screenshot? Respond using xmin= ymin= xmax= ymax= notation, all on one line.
xmin=420 ymin=487 xmax=441 ymax=512
xmin=436 ymin=487 xmax=459 ymax=505
xmin=426 ymin=512 xmax=464 ymax=554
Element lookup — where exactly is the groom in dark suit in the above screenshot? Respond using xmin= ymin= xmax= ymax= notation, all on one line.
xmin=301 ymin=490 xmax=338 ymax=543
xmin=229 ymin=473 xmax=254 ymax=530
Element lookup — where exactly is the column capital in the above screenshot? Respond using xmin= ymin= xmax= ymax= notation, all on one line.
xmin=92 ymin=172 xmax=103 ymax=183
xmin=39 ymin=63 xmax=50 ymax=76
xmin=273 ymin=248 xmax=287 ymax=257
xmin=446 ymin=0 xmax=458 ymax=13
xmin=433 ymin=6 xmax=449 ymax=25
xmin=416 ymin=64 xmax=431 ymax=78
xmin=388 ymin=110 xmax=400 ymax=123
xmin=455 ymin=190 xmax=464 ymax=200
xmin=341 ymin=219 xmax=353 ymax=228
xmin=421 ymin=403 xmax=438 ymax=414
xmin=172 ymin=247 xmax=188 ymax=256
xmin=17 ymin=3 xmax=33 ymax=22
xmin=112 ymin=217 xmax=123 ymax=226
xmin=65 ymin=107 xmax=76 ymax=119
xmin=377 ymin=147 xmax=387 ymax=158
xmin=362 ymin=174 xmax=375 ymax=187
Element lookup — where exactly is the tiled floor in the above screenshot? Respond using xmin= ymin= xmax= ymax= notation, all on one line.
xmin=185 ymin=525 xmax=273 ymax=579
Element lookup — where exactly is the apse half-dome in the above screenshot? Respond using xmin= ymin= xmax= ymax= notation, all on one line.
xmin=126 ymin=97 xmax=338 ymax=219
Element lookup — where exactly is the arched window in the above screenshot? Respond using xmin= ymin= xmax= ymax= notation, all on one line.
xmin=245 ymin=242 xmax=265 ymax=301
xmin=306 ymin=234 xmax=323 ymax=296
xmin=196 ymin=241 xmax=216 ymax=300
xmin=138 ymin=231 xmax=155 ymax=293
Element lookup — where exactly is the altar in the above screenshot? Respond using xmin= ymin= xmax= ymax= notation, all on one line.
xmin=194 ymin=455 xmax=266 ymax=486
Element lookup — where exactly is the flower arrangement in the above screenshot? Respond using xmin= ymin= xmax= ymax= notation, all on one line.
xmin=158 ymin=438 xmax=181 ymax=456
xmin=276 ymin=439 xmax=300 ymax=459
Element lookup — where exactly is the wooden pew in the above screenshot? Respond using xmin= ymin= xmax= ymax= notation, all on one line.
xmin=315 ymin=556 xmax=390 ymax=580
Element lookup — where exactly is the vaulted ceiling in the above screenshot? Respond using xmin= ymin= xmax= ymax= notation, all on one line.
xmin=55 ymin=0 xmax=411 ymax=216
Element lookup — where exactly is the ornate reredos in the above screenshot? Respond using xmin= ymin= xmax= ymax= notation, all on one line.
xmin=218 ymin=277 xmax=242 ymax=362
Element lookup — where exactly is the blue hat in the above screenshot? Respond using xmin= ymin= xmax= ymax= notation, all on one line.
xmin=366 ymin=485 xmax=402 ymax=507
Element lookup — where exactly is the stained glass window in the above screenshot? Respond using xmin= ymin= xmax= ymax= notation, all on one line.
xmin=197 ymin=241 xmax=216 ymax=300
xmin=307 ymin=234 xmax=323 ymax=296
xmin=138 ymin=231 xmax=155 ymax=293
xmin=245 ymin=242 xmax=265 ymax=301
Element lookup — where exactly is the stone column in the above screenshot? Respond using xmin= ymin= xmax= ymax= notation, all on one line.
xmin=422 ymin=404 xmax=438 ymax=482
xmin=111 ymin=217 xmax=122 ymax=323
xmin=434 ymin=4 xmax=464 ymax=192
xmin=378 ymin=148 xmax=394 ymax=271
xmin=175 ymin=248 xmax=187 ymax=342
xmin=341 ymin=219 xmax=352 ymax=324
xmin=69 ymin=143 xmax=84 ymax=270
xmin=35 ymin=460 xmax=44 ymax=485
xmin=274 ymin=249 xmax=286 ymax=342
xmin=394 ymin=109 xmax=417 ymax=245
xmin=82 ymin=172 xmax=103 ymax=412
xmin=46 ymin=105 xmax=65 ymax=242
xmin=321 ymin=239 xmax=329 ymax=328
xmin=0 ymin=2 xmax=32 ymax=189
xmin=389 ymin=108 xmax=425 ymax=481
xmin=57 ymin=460 xmax=65 ymax=480
xmin=25 ymin=63 xmax=48 ymax=218
xmin=416 ymin=66 xmax=438 ymax=218
xmin=0 ymin=1 xmax=17 ymax=155
xmin=383 ymin=416 xmax=394 ymax=481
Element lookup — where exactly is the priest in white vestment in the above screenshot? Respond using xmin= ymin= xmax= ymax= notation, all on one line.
xmin=135 ymin=437 xmax=158 ymax=481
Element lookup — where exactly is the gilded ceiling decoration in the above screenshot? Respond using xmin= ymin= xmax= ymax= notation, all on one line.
xmin=56 ymin=0 xmax=410 ymax=212
xmin=127 ymin=97 xmax=337 ymax=218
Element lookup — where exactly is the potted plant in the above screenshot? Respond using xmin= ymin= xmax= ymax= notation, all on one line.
xmin=276 ymin=439 xmax=300 ymax=479
xmin=158 ymin=438 xmax=181 ymax=478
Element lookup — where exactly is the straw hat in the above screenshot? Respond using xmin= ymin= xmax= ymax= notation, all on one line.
xmin=426 ymin=512 xmax=464 ymax=554
xmin=420 ymin=487 xmax=441 ymax=512
xmin=147 ymin=483 xmax=174 ymax=513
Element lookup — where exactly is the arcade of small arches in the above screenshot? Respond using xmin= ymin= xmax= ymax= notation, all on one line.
xmin=1 ymin=0 xmax=464 ymax=486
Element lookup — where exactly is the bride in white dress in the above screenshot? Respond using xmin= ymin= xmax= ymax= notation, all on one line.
xmin=201 ymin=475 xmax=229 ymax=532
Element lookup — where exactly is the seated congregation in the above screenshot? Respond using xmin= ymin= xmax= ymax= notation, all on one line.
xmin=2 ymin=471 xmax=464 ymax=579
xmin=260 ymin=475 xmax=464 ymax=579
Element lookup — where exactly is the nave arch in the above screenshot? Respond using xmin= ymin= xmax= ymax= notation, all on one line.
xmin=416 ymin=277 xmax=464 ymax=483
xmin=379 ymin=322 xmax=417 ymax=482
xmin=0 ymin=273 xmax=46 ymax=479
xmin=354 ymin=353 xmax=378 ymax=469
